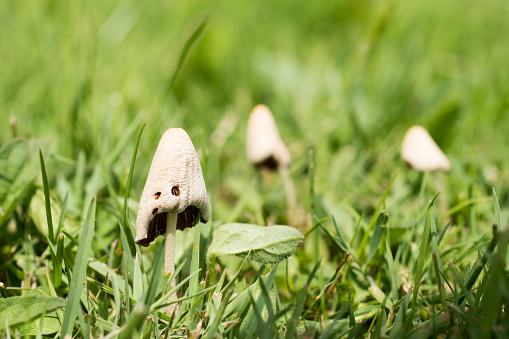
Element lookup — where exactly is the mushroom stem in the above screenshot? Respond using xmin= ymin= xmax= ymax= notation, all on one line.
xmin=165 ymin=212 xmax=178 ymax=315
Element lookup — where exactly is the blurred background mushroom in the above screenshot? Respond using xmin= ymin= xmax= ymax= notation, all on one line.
xmin=246 ymin=104 xmax=301 ymax=226
xmin=401 ymin=125 xmax=451 ymax=214
xmin=401 ymin=125 xmax=451 ymax=172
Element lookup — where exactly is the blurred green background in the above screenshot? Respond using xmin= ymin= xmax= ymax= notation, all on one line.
xmin=1 ymin=0 xmax=509 ymax=249
xmin=2 ymin=1 xmax=509 ymax=336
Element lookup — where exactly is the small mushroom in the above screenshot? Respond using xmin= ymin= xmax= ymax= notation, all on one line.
xmin=246 ymin=105 xmax=299 ymax=224
xmin=246 ymin=104 xmax=291 ymax=171
xmin=136 ymin=128 xmax=209 ymax=314
xmin=401 ymin=126 xmax=451 ymax=172
xmin=401 ymin=125 xmax=451 ymax=215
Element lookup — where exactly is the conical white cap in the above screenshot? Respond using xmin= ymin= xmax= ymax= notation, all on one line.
xmin=401 ymin=126 xmax=451 ymax=172
xmin=246 ymin=105 xmax=291 ymax=170
xmin=135 ymin=128 xmax=210 ymax=247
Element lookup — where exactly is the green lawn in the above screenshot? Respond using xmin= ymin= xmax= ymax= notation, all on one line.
xmin=1 ymin=0 xmax=509 ymax=337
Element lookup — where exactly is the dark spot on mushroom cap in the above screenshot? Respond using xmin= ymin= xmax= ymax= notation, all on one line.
xmin=254 ymin=155 xmax=279 ymax=171
xmin=135 ymin=205 xmax=207 ymax=247
xmin=171 ymin=186 xmax=180 ymax=196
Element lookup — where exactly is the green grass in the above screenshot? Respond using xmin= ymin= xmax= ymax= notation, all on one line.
xmin=2 ymin=0 xmax=509 ymax=337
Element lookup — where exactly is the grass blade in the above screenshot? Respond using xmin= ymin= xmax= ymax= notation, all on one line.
xmin=412 ymin=193 xmax=438 ymax=308
xmin=121 ymin=122 xmax=146 ymax=256
xmin=367 ymin=212 xmax=388 ymax=265
xmin=167 ymin=18 xmax=208 ymax=93
xmin=390 ymin=288 xmax=412 ymax=339
xmin=39 ymin=149 xmax=55 ymax=244
xmin=61 ymin=197 xmax=96 ymax=337
xmin=385 ymin=237 xmax=398 ymax=302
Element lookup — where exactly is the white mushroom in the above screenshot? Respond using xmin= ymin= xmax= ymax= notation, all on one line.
xmin=136 ymin=128 xmax=209 ymax=313
xmin=401 ymin=126 xmax=451 ymax=172
xmin=246 ymin=104 xmax=291 ymax=171
xmin=246 ymin=105 xmax=299 ymax=224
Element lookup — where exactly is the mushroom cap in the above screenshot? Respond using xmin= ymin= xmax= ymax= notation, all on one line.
xmin=135 ymin=128 xmax=210 ymax=247
xmin=401 ymin=125 xmax=451 ymax=172
xmin=246 ymin=104 xmax=291 ymax=170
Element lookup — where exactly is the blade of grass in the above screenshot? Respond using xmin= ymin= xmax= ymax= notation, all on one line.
xmin=493 ymin=187 xmax=501 ymax=227
xmin=39 ymin=149 xmax=55 ymax=244
xmin=166 ymin=18 xmax=208 ymax=93
xmin=347 ymin=292 xmax=356 ymax=339
xmin=385 ymin=237 xmax=398 ymax=302
xmin=119 ymin=223 xmax=134 ymax=315
xmin=188 ymin=230 xmax=202 ymax=331
xmin=430 ymin=212 xmax=445 ymax=301
xmin=55 ymin=191 xmax=69 ymax=237
xmin=302 ymin=252 xmax=350 ymax=319
xmin=61 ymin=197 xmax=96 ymax=337
xmin=358 ymin=172 xmax=397 ymax=258
xmin=367 ymin=212 xmax=389 ymax=265
xmin=412 ymin=193 xmax=438 ymax=308
xmin=120 ymin=122 xmax=146 ymax=257
xmin=203 ymin=289 xmax=233 ymax=339
xmin=54 ymin=234 xmax=64 ymax=288
xmin=119 ymin=241 xmax=164 ymax=338
xmin=432 ymin=253 xmax=447 ymax=310
xmin=285 ymin=260 xmax=320 ymax=339
xmin=390 ymin=288 xmax=412 ymax=339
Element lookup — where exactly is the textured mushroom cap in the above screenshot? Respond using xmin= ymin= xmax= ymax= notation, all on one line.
xmin=246 ymin=105 xmax=291 ymax=170
xmin=401 ymin=126 xmax=451 ymax=172
xmin=135 ymin=128 xmax=210 ymax=247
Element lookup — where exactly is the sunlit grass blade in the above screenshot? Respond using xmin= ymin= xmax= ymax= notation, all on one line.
xmin=110 ymin=273 xmax=121 ymax=328
xmin=188 ymin=230 xmax=202 ymax=331
xmin=119 ymin=223 xmax=134 ymax=315
xmin=62 ymin=230 xmax=79 ymax=248
xmin=54 ymin=234 xmax=64 ymax=288
xmin=493 ymin=187 xmax=501 ymax=227
xmin=61 ymin=197 xmax=96 ymax=337
xmin=166 ymin=18 xmax=209 ymax=93
xmin=412 ymin=193 xmax=438 ymax=308
xmin=120 ymin=122 xmax=146 ymax=256
xmin=429 ymin=211 xmax=445 ymax=300
xmin=39 ymin=149 xmax=55 ymax=244
xmin=133 ymin=252 xmax=143 ymax=301
xmin=119 ymin=240 xmax=164 ymax=338
xmin=73 ymin=151 xmax=86 ymax=214
xmin=385 ymin=237 xmax=398 ymax=302
xmin=203 ymin=289 xmax=232 ymax=339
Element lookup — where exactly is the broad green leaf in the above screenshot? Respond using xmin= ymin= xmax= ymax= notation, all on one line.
xmin=207 ymin=223 xmax=304 ymax=264
xmin=19 ymin=315 xmax=61 ymax=336
xmin=0 ymin=139 xmax=38 ymax=226
xmin=0 ymin=296 xmax=66 ymax=329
